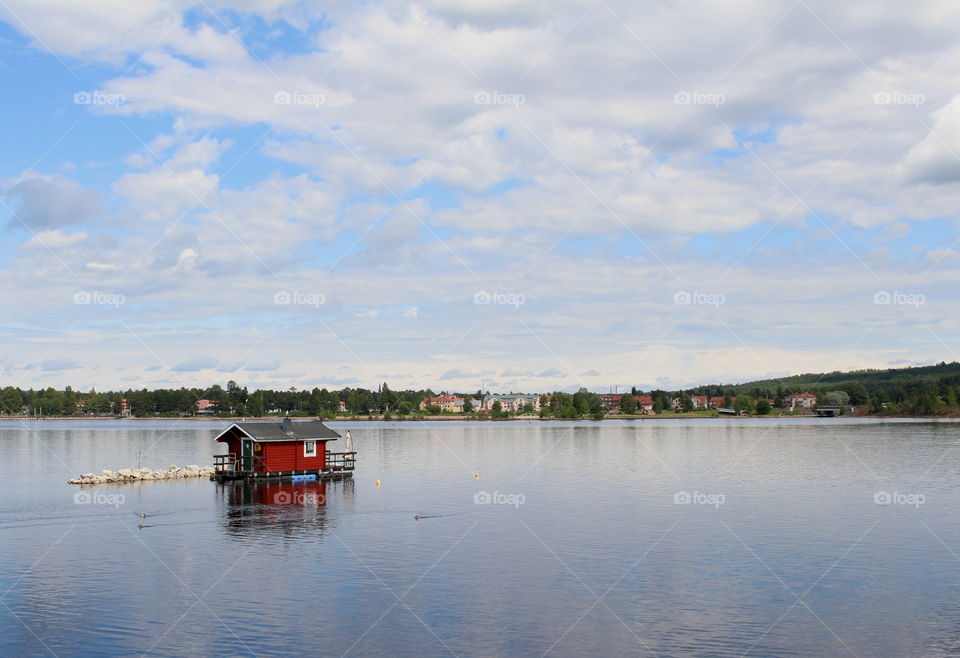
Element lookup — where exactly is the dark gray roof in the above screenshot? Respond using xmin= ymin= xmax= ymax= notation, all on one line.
xmin=228 ymin=420 xmax=341 ymax=442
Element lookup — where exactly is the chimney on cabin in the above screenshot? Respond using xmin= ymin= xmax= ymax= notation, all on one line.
xmin=282 ymin=417 xmax=292 ymax=433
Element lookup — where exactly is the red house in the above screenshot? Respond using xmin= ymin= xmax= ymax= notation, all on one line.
xmin=212 ymin=418 xmax=354 ymax=481
xmin=599 ymin=394 xmax=622 ymax=413
xmin=635 ymin=395 xmax=654 ymax=411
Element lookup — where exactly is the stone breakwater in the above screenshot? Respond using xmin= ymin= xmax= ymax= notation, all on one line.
xmin=68 ymin=465 xmax=215 ymax=485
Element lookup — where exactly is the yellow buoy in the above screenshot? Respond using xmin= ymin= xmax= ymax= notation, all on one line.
xmin=375 ymin=479 xmax=381 ymax=488
xmin=474 ymin=472 xmax=480 ymax=479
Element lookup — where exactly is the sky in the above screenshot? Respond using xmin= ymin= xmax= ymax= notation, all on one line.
xmin=0 ymin=0 xmax=958 ymax=394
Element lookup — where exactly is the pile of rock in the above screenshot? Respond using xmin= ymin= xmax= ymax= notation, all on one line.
xmin=68 ymin=465 xmax=215 ymax=485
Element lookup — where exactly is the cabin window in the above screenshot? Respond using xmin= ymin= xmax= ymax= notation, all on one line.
xmin=304 ymin=441 xmax=317 ymax=457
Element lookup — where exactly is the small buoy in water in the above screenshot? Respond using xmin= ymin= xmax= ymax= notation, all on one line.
xmin=474 ymin=472 xmax=480 ymax=479
xmin=375 ymin=479 xmax=381 ymax=488
xmin=414 ymin=514 xmax=422 ymax=521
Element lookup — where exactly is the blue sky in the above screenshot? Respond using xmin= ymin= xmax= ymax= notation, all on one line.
xmin=1 ymin=1 xmax=959 ymax=393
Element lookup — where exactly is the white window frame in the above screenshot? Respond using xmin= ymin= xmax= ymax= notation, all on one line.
xmin=304 ymin=440 xmax=317 ymax=457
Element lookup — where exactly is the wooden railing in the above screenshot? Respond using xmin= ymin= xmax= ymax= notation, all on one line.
xmin=326 ymin=451 xmax=356 ymax=471
xmin=213 ymin=453 xmax=266 ymax=473
xmin=214 ymin=451 xmax=356 ymax=473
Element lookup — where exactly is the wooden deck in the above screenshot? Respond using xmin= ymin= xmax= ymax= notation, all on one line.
xmin=212 ymin=451 xmax=356 ymax=482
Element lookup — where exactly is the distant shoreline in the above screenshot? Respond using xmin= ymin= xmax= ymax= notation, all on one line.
xmin=2 ymin=413 xmax=956 ymax=421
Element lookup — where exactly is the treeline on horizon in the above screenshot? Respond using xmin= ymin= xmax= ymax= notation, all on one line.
xmin=3 ymin=361 xmax=960 ymax=418
xmin=0 ymin=382 xmax=608 ymax=419
xmin=683 ymin=360 xmax=960 ymax=416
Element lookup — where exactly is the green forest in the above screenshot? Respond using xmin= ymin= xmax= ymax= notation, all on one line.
xmin=679 ymin=361 xmax=960 ymax=415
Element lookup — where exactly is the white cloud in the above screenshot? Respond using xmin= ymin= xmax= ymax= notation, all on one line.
xmin=899 ymin=96 xmax=960 ymax=184
xmin=24 ymin=230 xmax=87 ymax=249
xmin=112 ymin=138 xmax=227 ymax=223
xmin=0 ymin=0 xmax=313 ymax=63
xmin=925 ymin=247 xmax=959 ymax=265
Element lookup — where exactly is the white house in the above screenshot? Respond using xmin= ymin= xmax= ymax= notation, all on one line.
xmin=784 ymin=392 xmax=817 ymax=410
xmin=481 ymin=394 xmax=541 ymax=413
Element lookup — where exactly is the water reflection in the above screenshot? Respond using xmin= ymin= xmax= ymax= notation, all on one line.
xmin=217 ymin=478 xmax=354 ymax=540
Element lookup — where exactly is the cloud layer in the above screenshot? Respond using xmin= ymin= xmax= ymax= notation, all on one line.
xmin=1 ymin=1 xmax=959 ymax=392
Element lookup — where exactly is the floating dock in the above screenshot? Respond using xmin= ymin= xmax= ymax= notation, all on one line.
xmin=211 ymin=452 xmax=356 ymax=483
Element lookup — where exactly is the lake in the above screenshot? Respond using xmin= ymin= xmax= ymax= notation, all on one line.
xmin=2 ymin=418 xmax=960 ymax=656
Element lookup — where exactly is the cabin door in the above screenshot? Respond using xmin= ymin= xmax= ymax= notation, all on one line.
xmin=241 ymin=439 xmax=254 ymax=471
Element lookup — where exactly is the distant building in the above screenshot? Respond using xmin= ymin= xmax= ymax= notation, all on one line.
xmin=481 ymin=394 xmax=540 ymax=413
xmin=196 ymin=399 xmax=218 ymax=415
xmin=710 ymin=396 xmax=726 ymax=409
xmin=420 ymin=394 xmax=465 ymax=413
xmin=599 ymin=394 xmax=622 ymax=413
xmin=635 ymin=395 xmax=654 ymax=411
xmin=668 ymin=395 xmax=717 ymax=410
xmin=784 ymin=393 xmax=817 ymax=410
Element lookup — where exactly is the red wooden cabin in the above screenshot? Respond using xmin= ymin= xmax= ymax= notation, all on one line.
xmin=212 ymin=418 xmax=355 ymax=481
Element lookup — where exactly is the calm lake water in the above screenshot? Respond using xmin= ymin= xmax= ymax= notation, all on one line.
xmin=2 ymin=418 xmax=960 ymax=657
